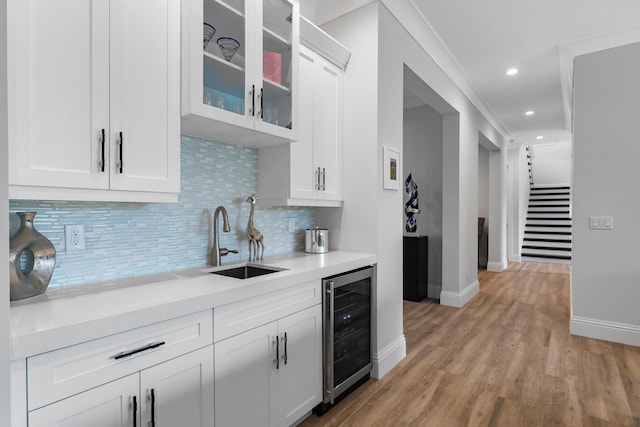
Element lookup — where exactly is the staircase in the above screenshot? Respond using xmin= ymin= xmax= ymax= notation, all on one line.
xmin=522 ymin=186 xmax=572 ymax=263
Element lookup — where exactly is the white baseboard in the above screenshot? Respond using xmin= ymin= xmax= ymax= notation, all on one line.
xmin=508 ymin=253 xmax=522 ymax=262
xmin=371 ymin=335 xmax=406 ymax=379
xmin=570 ymin=315 xmax=640 ymax=347
xmin=440 ymin=280 xmax=479 ymax=308
xmin=487 ymin=260 xmax=508 ymax=272
xmin=427 ymin=284 xmax=441 ymax=299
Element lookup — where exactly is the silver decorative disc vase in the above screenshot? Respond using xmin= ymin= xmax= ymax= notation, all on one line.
xmin=9 ymin=212 xmax=56 ymax=301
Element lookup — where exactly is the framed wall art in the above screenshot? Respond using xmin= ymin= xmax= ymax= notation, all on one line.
xmin=383 ymin=146 xmax=401 ymax=190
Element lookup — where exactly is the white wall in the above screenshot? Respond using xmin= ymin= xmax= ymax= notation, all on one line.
xmin=571 ymin=42 xmax=640 ymax=346
xmin=477 ymin=146 xmax=490 ymax=220
xmin=0 ymin=0 xmax=11 ymax=422
xmin=317 ymin=0 xmax=508 ymax=378
xmin=316 ymin=3 xmax=392 ymax=375
xmin=488 ymin=149 xmax=508 ymax=271
xmin=377 ymin=3 xmax=507 ymax=308
xmin=531 ymin=141 xmax=571 ymax=187
xmin=507 ymin=145 xmax=530 ymax=262
xmin=403 ymin=104 xmax=443 ymax=295
xmin=477 ymin=146 xmax=489 ymax=267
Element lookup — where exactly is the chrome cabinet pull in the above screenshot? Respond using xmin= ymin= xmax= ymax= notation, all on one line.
xmin=322 ymin=167 xmax=326 ymax=191
xmin=112 ymin=341 xmax=165 ymax=360
xmin=150 ymin=389 xmax=156 ymax=427
xmin=258 ymin=88 xmax=264 ymax=119
xmin=132 ymin=396 xmax=137 ymax=427
xmin=274 ymin=336 xmax=280 ymax=369
xmin=117 ymin=132 xmax=124 ymax=173
xmin=316 ymin=167 xmax=321 ymax=190
xmin=250 ymin=85 xmax=255 ymax=116
xmin=283 ymin=332 xmax=288 ymax=365
xmin=98 ymin=129 xmax=105 ymax=172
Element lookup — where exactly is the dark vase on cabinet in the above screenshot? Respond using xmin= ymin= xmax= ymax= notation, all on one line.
xmin=403 ymin=235 xmax=428 ymax=302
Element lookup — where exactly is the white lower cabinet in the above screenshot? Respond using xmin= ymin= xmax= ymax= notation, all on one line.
xmin=28 ymin=374 xmax=138 ymax=427
xmin=140 ymin=347 xmax=214 ymax=427
xmin=25 ymin=310 xmax=214 ymax=427
xmin=215 ymin=304 xmax=322 ymax=427
xmin=29 ymin=346 xmax=213 ymax=427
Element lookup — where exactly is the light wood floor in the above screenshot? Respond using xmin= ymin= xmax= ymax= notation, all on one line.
xmin=301 ymin=262 xmax=640 ymax=426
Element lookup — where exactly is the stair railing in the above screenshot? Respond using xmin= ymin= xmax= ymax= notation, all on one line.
xmin=526 ymin=146 xmax=534 ymax=188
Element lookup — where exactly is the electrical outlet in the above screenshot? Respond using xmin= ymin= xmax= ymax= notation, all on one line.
xmin=288 ymin=218 xmax=296 ymax=233
xmin=65 ymin=225 xmax=86 ymax=251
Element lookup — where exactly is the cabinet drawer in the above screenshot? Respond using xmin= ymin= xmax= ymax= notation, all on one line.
xmin=214 ymin=280 xmax=321 ymax=342
xmin=27 ymin=310 xmax=213 ymax=411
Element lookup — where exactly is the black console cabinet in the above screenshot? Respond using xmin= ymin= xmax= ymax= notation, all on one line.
xmin=403 ymin=235 xmax=428 ymax=302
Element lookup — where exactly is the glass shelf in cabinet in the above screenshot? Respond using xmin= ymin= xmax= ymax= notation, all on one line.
xmin=263 ymin=0 xmax=292 ymax=42
xmin=203 ymin=54 xmax=245 ymax=99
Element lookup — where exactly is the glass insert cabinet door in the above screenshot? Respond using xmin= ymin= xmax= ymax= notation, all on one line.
xmin=260 ymin=0 xmax=294 ymax=131
xmin=200 ymin=0 xmax=298 ymax=139
xmin=202 ymin=0 xmax=247 ymax=116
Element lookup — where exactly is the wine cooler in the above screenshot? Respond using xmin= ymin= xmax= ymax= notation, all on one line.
xmin=321 ymin=265 xmax=374 ymax=405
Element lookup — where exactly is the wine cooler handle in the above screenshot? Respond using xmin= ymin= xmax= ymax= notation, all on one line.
xmin=328 ymin=280 xmax=335 ymax=400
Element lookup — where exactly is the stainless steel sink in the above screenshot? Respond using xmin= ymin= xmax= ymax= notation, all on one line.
xmin=206 ymin=264 xmax=286 ymax=279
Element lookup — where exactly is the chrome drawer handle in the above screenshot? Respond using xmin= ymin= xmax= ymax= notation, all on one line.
xmin=112 ymin=341 xmax=165 ymax=360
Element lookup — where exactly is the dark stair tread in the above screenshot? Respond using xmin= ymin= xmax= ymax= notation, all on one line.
xmin=528 ymin=211 xmax=570 ymax=214
xmin=522 ymin=245 xmax=572 ymax=251
xmin=525 ymin=224 xmax=573 ymax=228
xmin=528 ymin=204 xmax=570 ymax=208
xmin=524 ymin=230 xmax=572 ymax=235
xmin=522 ymin=253 xmax=572 ymax=260
xmin=528 ymin=197 xmax=570 ymax=201
xmin=531 ymin=186 xmax=570 ymax=191
xmin=528 ymin=192 xmax=571 ymax=196
xmin=526 ymin=217 xmax=572 ymax=221
xmin=524 ymin=238 xmax=572 ymax=243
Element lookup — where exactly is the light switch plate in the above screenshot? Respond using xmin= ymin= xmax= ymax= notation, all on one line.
xmin=589 ymin=216 xmax=613 ymax=230
xmin=288 ymin=218 xmax=296 ymax=233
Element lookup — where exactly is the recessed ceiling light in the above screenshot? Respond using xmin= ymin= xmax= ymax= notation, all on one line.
xmin=525 ymin=110 xmax=534 ymax=116
xmin=536 ymin=136 xmax=543 ymax=140
xmin=506 ymin=68 xmax=518 ymax=76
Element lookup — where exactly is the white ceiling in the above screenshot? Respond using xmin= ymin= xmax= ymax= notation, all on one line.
xmin=411 ymin=0 xmax=640 ymax=145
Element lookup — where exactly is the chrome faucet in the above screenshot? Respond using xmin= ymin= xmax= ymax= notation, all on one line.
xmin=212 ymin=206 xmax=238 ymax=266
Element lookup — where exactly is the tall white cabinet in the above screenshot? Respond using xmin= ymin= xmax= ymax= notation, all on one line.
xmin=7 ymin=0 xmax=181 ymax=202
xmin=257 ymin=20 xmax=350 ymax=207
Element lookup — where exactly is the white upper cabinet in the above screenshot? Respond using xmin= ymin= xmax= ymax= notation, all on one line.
xmin=257 ymin=35 xmax=347 ymax=207
xmin=181 ymin=0 xmax=299 ymax=147
xmin=7 ymin=0 xmax=181 ymax=203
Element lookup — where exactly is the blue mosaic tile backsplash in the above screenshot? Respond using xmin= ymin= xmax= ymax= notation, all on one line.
xmin=9 ymin=136 xmax=315 ymax=288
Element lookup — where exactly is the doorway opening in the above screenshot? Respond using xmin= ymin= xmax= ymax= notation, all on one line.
xmin=402 ymin=65 xmax=457 ymax=304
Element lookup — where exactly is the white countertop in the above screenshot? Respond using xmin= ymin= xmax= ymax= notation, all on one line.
xmin=10 ymin=251 xmax=376 ymax=360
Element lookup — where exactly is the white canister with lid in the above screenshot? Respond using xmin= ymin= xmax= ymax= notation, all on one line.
xmin=305 ymin=227 xmax=329 ymax=253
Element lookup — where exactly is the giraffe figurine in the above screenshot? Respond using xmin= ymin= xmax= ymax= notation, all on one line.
xmin=245 ymin=193 xmax=265 ymax=261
